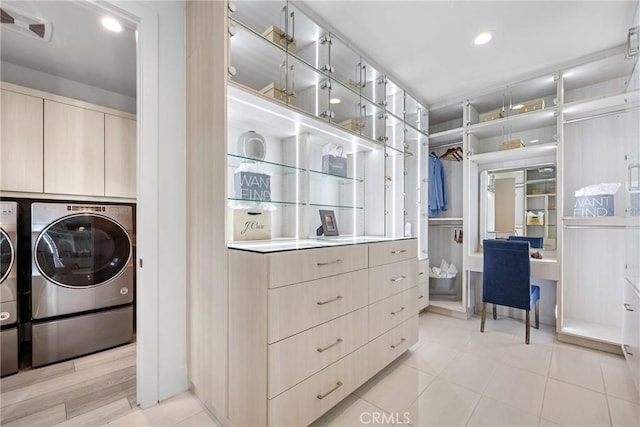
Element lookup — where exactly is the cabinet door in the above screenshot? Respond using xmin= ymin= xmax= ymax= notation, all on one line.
xmin=44 ymin=100 xmax=105 ymax=196
xmin=105 ymin=114 xmax=136 ymax=198
xmin=1 ymin=89 xmax=44 ymax=192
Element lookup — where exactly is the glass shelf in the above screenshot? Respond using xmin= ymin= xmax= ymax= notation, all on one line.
xmin=309 ymin=169 xmax=364 ymax=183
xmin=308 ymin=203 xmax=364 ymax=210
xmin=228 ymin=197 xmax=302 ymax=207
xmin=228 ymin=154 xmax=303 ymax=175
xmin=526 ymin=193 xmax=556 ymax=197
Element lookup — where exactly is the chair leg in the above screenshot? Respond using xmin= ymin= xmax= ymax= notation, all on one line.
xmin=525 ymin=310 xmax=530 ymax=344
xmin=480 ymin=302 xmax=486 ymax=332
xmin=493 ymin=304 xmax=497 ymax=320
xmin=535 ymin=301 xmax=540 ymax=329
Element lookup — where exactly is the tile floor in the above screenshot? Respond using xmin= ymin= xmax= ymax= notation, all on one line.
xmin=3 ymin=311 xmax=639 ymax=426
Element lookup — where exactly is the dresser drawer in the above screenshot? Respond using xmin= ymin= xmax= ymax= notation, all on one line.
xmin=369 ymin=258 xmax=417 ymax=303
xmin=268 ymin=307 xmax=368 ymax=398
xmin=268 ymin=269 xmax=369 ymax=343
xmin=418 ymin=259 xmax=428 ymax=284
xmin=268 ymin=345 xmax=369 ymax=426
xmin=369 ymin=287 xmax=417 ymax=340
xmin=268 ymin=244 xmax=368 ymax=288
xmin=369 ymin=316 xmax=419 ymax=377
xmin=369 ymin=239 xmax=417 ymax=267
xmin=418 ymin=281 xmax=429 ymax=311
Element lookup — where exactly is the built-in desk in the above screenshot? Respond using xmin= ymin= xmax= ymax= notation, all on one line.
xmin=466 ymin=252 xmax=559 ymax=280
xmin=465 ymin=252 xmax=559 ymax=326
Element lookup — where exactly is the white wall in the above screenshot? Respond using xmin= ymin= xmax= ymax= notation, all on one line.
xmin=0 ymin=61 xmax=136 ymax=113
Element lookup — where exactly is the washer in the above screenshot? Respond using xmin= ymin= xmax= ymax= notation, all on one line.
xmin=31 ymin=202 xmax=134 ymax=367
xmin=1 ymin=201 xmax=19 ymax=376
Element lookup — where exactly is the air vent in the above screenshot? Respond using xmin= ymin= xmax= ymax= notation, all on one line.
xmin=0 ymin=6 xmax=52 ymax=42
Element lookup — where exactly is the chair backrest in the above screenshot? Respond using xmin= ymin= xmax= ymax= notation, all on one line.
xmin=482 ymin=239 xmax=531 ymax=310
xmin=507 ymin=235 xmax=543 ymax=249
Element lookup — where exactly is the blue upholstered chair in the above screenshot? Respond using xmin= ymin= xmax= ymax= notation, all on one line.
xmin=481 ymin=239 xmax=540 ymax=344
xmin=507 ymin=235 xmax=543 ymax=249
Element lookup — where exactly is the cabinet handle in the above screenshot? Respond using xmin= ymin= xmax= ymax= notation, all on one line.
xmin=391 ymin=306 xmax=405 ymax=315
xmin=317 ymin=381 xmax=343 ymax=400
xmin=390 ymin=338 xmax=406 ymax=349
xmin=418 ymin=272 xmax=425 ymax=276
xmin=362 ymin=64 xmax=367 ymax=88
xmin=317 ymin=338 xmax=343 ymax=353
xmin=317 ymin=259 xmax=343 ymax=266
xmin=317 ymin=295 xmax=342 ymax=306
xmin=391 ymin=249 xmax=407 ymax=254
xmin=418 ymin=295 xmax=424 ymax=299
xmin=288 ymin=11 xmax=295 ymax=43
xmin=623 ymin=344 xmax=633 ymax=356
xmin=391 ymin=275 xmax=406 ymax=282
xmin=624 ymin=303 xmax=634 ymax=312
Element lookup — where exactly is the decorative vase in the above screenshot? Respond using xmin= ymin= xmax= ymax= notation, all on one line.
xmin=238 ymin=130 xmax=266 ymax=160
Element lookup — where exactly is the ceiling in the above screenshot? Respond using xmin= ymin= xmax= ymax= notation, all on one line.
xmin=0 ymin=1 xmax=637 ymax=105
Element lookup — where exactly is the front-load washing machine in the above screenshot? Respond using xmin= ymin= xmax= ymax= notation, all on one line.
xmin=1 ymin=201 xmax=19 ymax=376
xmin=31 ymin=202 xmax=134 ymax=367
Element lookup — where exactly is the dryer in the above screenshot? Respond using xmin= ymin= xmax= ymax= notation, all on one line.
xmin=1 ymin=201 xmax=19 ymax=376
xmin=31 ymin=202 xmax=134 ymax=367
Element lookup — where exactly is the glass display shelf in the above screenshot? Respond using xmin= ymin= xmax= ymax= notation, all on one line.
xmin=308 ymin=202 xmax=364 ymax=210
xmin=467 ymin=107 xmax=558 ymax=138
xmin=228 ymin=154 xmax=303 ymax=175
xmin=309 ymin=169 xmax=364 ymax=183
xmin=228 ymin=197 xmax=302 ymax=207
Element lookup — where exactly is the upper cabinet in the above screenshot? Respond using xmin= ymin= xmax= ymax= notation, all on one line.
xmin=226 ymin=1 xmax=429 ymax=245
xmin=44 ymin=100 xmax=105 ymax=196
xmin=0 ymin=89 xmax=44 ymax=193
xmin=0 ymin=83 xmax=136 ymax=200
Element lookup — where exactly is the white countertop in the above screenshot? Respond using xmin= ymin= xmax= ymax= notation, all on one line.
xmin=228 ymin=235 xmax=415 ymax=253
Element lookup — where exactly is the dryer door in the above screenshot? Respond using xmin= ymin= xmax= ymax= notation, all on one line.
xmin=0 ymin=229 xmax=14 ymax=285
xmin=34 ymin=214 xmax=131 ymax=288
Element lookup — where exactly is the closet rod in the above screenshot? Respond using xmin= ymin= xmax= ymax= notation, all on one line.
xmin=431 ymin=141 xmax=463 ymax=150
xmin=429 ymin=224 xmax=461 ymax=228
xmin=564 ymin=105 xmax=640 ymax=124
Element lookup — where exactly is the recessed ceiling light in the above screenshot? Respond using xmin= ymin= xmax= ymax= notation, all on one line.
xmin=474 ymin=31 xmax=492 ymax=45
xmin=102 ymin=16 xmax=123 ymax=33
xmin=329 ymin=98 xmax=341 ymax=104
xmin=512 ymin=103 xmax=525 ymax=110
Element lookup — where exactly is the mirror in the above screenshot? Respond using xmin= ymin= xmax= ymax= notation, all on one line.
xmin=480 ymin=164 xmax=556 ymax=250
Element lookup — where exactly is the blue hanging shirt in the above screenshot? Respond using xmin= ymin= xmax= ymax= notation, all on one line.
xmin=429 ymin=154 xmax=448 ymax=216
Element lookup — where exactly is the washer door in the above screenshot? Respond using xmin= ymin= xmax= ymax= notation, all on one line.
xmin=34 ymin=214 xmax=131 ymax=288
xmin=0 ymin=229 xmax=14 ymax=284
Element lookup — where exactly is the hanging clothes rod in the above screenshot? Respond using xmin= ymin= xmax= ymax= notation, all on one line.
xmin=428 ymin=224 xmax=461 ymax=228
xmin=430 ymin=141 xmax=463 ymax=151
xmin=564 ymin=105 xmax=640 ymax=124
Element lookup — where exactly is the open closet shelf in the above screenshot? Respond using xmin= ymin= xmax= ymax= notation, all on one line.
xmin=467 ymin=107 xmax=558 ymax=138
xmin=469 ymin=143 xmax=556 ymax=165
xmin=429 ymin=128 xmax=463 ymax=145
xmin=561 ymin=319 xmax=621 ymax=345
xmin=429 ymin=300 xmax=465 ymax=312
xmin=562 ymin=89 xmax=640 ymax=120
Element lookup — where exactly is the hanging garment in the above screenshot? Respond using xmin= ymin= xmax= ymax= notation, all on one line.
xmin=429 ymin=154 xmax=448 ymax=216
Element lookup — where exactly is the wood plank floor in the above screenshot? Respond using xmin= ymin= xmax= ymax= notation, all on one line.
xmin=1 ymin=344 xmax=137 ymax=426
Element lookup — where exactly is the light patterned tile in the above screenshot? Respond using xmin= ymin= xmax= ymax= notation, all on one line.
xmin=53 ymin=398 xmax=134 ymax=427
xmin=173 ymin=409 xmax=221 ymax=427
xmin=402 ymin=341 xmax=460 ymax=376
xmin=601 ymin=360 xmax=640 ymax=404
xmin=432 ymin=325 xmax=476 ymax=350
xmin=608 ymin=395 xmax=640 ymax=427
xmin=439 ymin=351 xmax=498 ymax=394
xmin=405 ymin=378 xmax=480 ymax=426
xmin=549 ymin=346 xmax=605 ymax=392
xmin=483 ymin=363 xmax=547 ymax=417
xmin=2 ymin=404 xmax=67 ymax=427
xmin=467 ymin=395 xmax=540 ymax=426
xmin=109 ymin=392 xmax=203 ymax=427
xmin=355 ymin=364 xmax=434 ymax=414
xmin=0 ymin=361 xmax=75 ymax=394
xmin=501 ymin=340 xmax=553 ymax=376
xmin=311 ymin=394 xmax=393 ymax=427
xmin=462 ymin=330 xmax=520 ymax=361
xmin=541 ymin=378 xmax=610 ymax=426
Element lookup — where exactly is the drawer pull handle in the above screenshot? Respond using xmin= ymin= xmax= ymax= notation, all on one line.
xmin=317 ymin=338 xmax=343 ymax=353
xmin=624 ymin=344 xmax=633 ymax=356
xmin=624 ymin=303 xmax=634 ymax=312
xmin=317 ymin=295 xmax=343 ymax=305
xmin=317 ymin=259 xmax=343 ymax=266
xmin=391 ymin=275 xmax=407 ymax=282
xmin=390 ymin=338 xmax=406 ymax=349
xmin=391 ymin=250 xmax=407 ymax=254
xmin=391 ymin=306 xmax=405 ymax=315
xmin=418 ymin=272 xmax=425 ymax=276
xmin=317 ymin=381 xmax=343 ymax=400
xmin=418 ymin=295 xmax=424 ymax=299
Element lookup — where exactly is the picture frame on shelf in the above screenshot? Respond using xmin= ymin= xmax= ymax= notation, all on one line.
xmin=319 ymin=209 xmax=339 ymax=236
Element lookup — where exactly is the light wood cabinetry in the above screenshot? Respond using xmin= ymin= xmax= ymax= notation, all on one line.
xmin=418 ymin=259 xmax=429 ymax=311
xmin=44 ymin=100 xmax=105 ymax=196
xmin=228 ymin=239 xmax=418 ymax=426
xmin=622 ymin=279 xmax=640 ymax=394
xmin=105 ymin=114 xmax=136 ymax=198
xmin=0 ymin=82 xmax=136 ymax=200
xmin=0 ymin=89 xmax=44 ymax=192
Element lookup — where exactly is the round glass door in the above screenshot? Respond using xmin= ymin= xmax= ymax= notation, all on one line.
xmin=34 ymin=214 xmax=131 ymax=288
xmin=0 ymin=229 xmax=14 ymax=284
